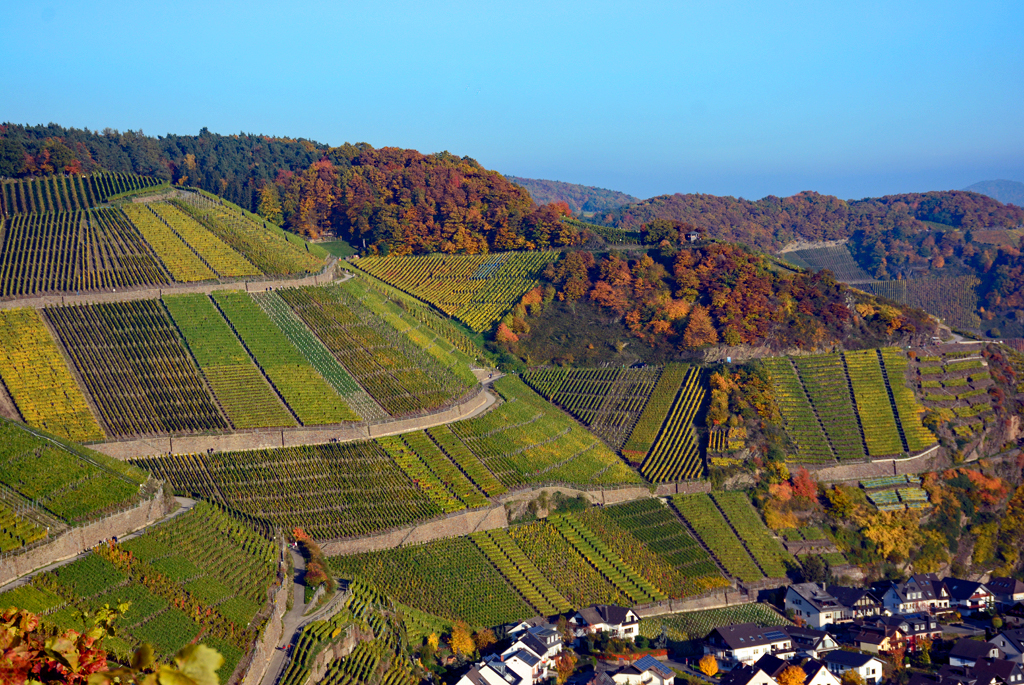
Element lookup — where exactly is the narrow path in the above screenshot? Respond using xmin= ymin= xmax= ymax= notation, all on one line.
xmin=92 ymin=381 xmax=499 ymax=459
xmin=0 ymin=262 xmax=345 ymax=311
xmin=261 ymin=549 xmax=307 ymax=685
xmin=0 ymin=497 xmax=198 ymax=594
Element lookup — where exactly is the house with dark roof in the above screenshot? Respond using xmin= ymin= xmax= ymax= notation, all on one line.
xmin=506 ymin=625 xmax=563 ymax=663
xmin=718 ymin=654 xmax=838 ymax=685
xmin=828 ymin=586 xmax=884 ymax=621
xmin=945 ymin=579 xmax=995 ymax=613
xmin=823 ymin=650 xmax=886 ymax=685
xmin=785 ymin=626 xmax=840 ymax=660
xmin=704 ymin=623 xmax=795 ymax=670
xmin=610 ymin=655 xmax=675 ymax=685
xmin=950 ymin=639 xmax=1006 ymax=667
xmin=871 ymin=613 xmax=941 ymax=651
xmin=874 ymin=574 xmax=950 ymax=615
xmin=992 ymin=630 xmax=1024 ymax=664
xmin=572 ymin=605 xmax=640 ymax=639
xmin=989 ymin=579 xmax=1024 ymax=610
xmin=786 ymin=584 xmax=846 ymax=628
xmin=842 ymin=619 xmax=903 ymax=654
xmin=972 ymin=657 xmax=1024 ymax=685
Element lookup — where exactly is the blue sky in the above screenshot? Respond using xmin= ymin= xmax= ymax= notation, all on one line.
xmin=3 ymin=0 xmax=1022 ymax=200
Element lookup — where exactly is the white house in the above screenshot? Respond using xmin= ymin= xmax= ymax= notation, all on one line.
xmin=949 ymin=639 xmax=1005 ymax=667
xmin=785 ymin=626 xmax=840 ymax=660
xmin=572 ymin=605 xmax=640 ymax=639
xmin=944 ymin=579 xmax=995 ymax=613
xmin=786 ymin=584 xmax=845 ymax=628
xmin=721 ymin=654 xmax=838 ymax=685
xmin=988 ymin=579 xmax=1024 ymax=610
xmin=823 ymin=651 xmax=886 ymax=685
xmin=504 ymin=625 xmax=563 ymax=666
xmin=611 ymin=655 xmax=675 ymax=685
xmin=704 ymin=623 xmax=795 ymax=670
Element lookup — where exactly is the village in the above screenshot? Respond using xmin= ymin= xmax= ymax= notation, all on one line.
xmin=454 ymin=576 xmax=1024 ymax=685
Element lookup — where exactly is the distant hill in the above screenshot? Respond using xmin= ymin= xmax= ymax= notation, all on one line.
xmin=963 ymin=179 xmax=1024 ymax=207
xmin=506 ymin=176 xmax=640 ymax=215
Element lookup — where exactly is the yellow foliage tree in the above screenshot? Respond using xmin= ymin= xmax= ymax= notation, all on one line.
xmin=699 ymin=655 xmax=719 ymax=677
xmin=449 ymin=621 xmax=475 ymax=657
xmin=778 ymin=665 xmax=807 ymax=685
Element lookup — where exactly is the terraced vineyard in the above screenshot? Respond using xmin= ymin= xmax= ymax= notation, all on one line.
xmin=791 ymin=355 xmax=866 ymax=461
xmin=0 ymin=418 xmax=148 ymax=525
xmin=0 ymin=209 xmax=170 ymax=297
xmin=0 ymin=503 xmax=47 ymax=552
xmin=330 ymin=536 xmax=532 ymax=626
xmin=212 ymin=290 xmax=358 ymax=425
xmin=763 ymin=349 xmax=935 ymax=463
xmin=595 ymin=499 xmax=728 ymax=595
xmin=0 ymin=502 xmax=273 ymax=679
xmin=864 ymin=276 xmax=982 ymax=329
xmin=844 ymin=349 xmax=904 ymax=456
xmin=351 ymin=251 xmax=559 ymax=331
xmin=549 ymin=513 xmax=667 ymax=604
xmin=506 ymin=520 xmax=624 ymax=607
xmin=46 ymin=299 xmax=227 ymax=437
xmin=447 ymin=376 xmax=641 ymax=488
xmin=134 ymin=441 xmax=441 ymax=540
xmin=0 ymin=308 xmax=105 ymax=441
xmin=278 ymin=285 xmax=472 ymax=416
xmin=251 ymin=290 xmax=385 ymax=421
xmin=426 ymin=425 xmax=508 ymax=497
xmin=122 ymin=203 xmax=216 ymax=282
xmin=640 ymin=366 xmax=705 ymax=481
xmin=638 ymin=603 xmax=790 ymax=641
xmin=879 ymin=349 xmax=936 ymax=451
xmin=400 ymin=431 xmax=489 ymax=508
xmin=622 ymin=364 xmax=688 ymax=462
xmin=147 ymin=202 xmax=260 ymax=277
xmin=0 ymin=173 xmax=165 ymax=215
xmin=761 ymin=357 xmax=833 ymax=462
xmin=471 ymin=529 xmax=572 ymax=615
xmin=712 ymin=491 xmax=794 ymax=578
xmin=672 ymin=494 xmax=763 ymax=582
xmin=164 ymin=293 xmax=296 ymax=429
xmin=171 ymin=192 xmax=326 ymax=275
xmin=521 ymin=366 xmax=661 ymax=449
xmin=377 ymin=436 xmax=464 ymax=514
xmin=779 ymin=243 xmax=873 ymax=282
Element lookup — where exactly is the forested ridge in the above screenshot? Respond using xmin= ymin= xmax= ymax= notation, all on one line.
xmin=0 ymin=123 xmax=576 ymax=254
xmin=506 ymin=176 xmax=640 ymax=215
xmin=602 ymin=189 xmax=1024 ymax=252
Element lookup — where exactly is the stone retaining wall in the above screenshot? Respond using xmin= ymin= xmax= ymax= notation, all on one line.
xmin=240 ymin=546 xmax=291 ymax=685
xmin=0 ymin=490 xmax=175 ymax=587
xmin=92 ymin=387 xmax=491 ymax=459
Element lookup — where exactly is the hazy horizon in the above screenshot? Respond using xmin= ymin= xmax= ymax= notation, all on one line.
xmin=3 ymin=1 xmax=1021 ymax=201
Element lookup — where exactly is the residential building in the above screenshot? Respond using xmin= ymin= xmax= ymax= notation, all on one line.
xmin=823 ymin=651 xmax=886 ymax=685
xmin=988 ymin=579 xmax=1024 ymax=610
xmin=786 ymin=584 xmax=845 ymax=628
xmin=972 ymin=657 xmax=1024 ymax=685
xmin=504 ymin=625 xmax=563 ymax=664
xmin=721 ymin=654 xmax=838 ymax=685
xmin=871 ymin=614 xmax=941 ymax=651
xmin=874 ymin=574 xmax=949 ymax=615
xmin=572 ymin=605 xmax=640 ymax=639
xmin=950 ymin=639 xmax=1005 ymax=667
xmin=704 ymin=623 xmax=795 ymax=670
xmin=785 ymin=626 xmax=840 ymax=660
xmin=610 ymin=655 xmax=675 ymax=685
xmin=847 ymin=623 xmax=903 ymax=654
xmin=991 ymin=630 xmax=1024 ymax=664
xmin=944 ymin=580 xmax=995 ymax=613
xmin=827 ymin=586 xmax=884 ymax=621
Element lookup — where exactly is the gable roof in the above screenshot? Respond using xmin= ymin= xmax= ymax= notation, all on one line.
xmin=633 ymin=655 xmax=673 ymax=679
xmin=464 ymin=666 xmax=489 ymax=685
xmin=825 ymin=651 xmax=880 ymax=668
xmin=994 ymin=629 xmax=1024 ymax=653
xmin=484 ymin=656 xmax=525 ymax=685
xmin=950 ymin=639 xmax=1004 ymax=661
xmin=591 ymin=673 xmax=617 ymax=685
xmin=827 ymin=586 xmax=881 ymax=609
xmin=709 ymin=623 xmax=793 ymax=650
xmin=751 ymin=654 xmax=790 ymax=678
xmin=945 ymin=580 xmax=991 ymax=601
xmin=577 ymin=604 xmax=636 ymax=627
xmin=988 ymin=578 xmax=1024 ymax=597
xmin=972 ymin=657 xmax=1022 ymax=681
xmin=790 ymin=583 xmax=844 ymax=611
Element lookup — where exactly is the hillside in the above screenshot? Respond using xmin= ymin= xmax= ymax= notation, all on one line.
xmin=0 ymin=125 xmax=576 ymax=253
xmin=964 ymin=179 xmax=1024 ymax=207
xmin=506 ymin=175 xmax=641 ymax=215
